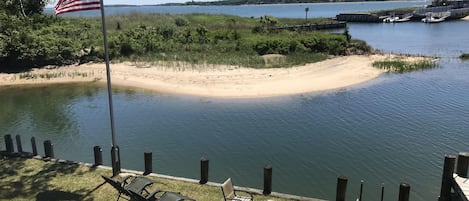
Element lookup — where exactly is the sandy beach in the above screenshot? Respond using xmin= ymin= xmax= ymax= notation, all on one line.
xmin=0 ymin=55 xmax=396 ymax=98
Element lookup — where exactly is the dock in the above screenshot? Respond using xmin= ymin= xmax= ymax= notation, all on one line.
xmin=336 ymin=13 xmax=383 ymax=22
xmin=439 ymin=153 xmax=469 ymax=201
xmin=453 ymin=174 xmax=469 ymax=201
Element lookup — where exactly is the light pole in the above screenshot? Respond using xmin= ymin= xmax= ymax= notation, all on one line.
xmin=305 ymin=7 xmax=310 ymax=21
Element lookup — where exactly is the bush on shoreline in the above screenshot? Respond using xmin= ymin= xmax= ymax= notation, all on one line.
xmin=460 ymin=53 xmax=469 ymax=60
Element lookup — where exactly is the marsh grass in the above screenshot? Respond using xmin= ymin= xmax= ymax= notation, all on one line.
xmin=18 ymin=71 xmax=92 ymax=80
xmin=125 ymin=51 xmax=329 ymax=70
xmin=372 ymin=59 xmax=437 ymax=73
xmin=0 ymin=157 xmax=294 ymax=201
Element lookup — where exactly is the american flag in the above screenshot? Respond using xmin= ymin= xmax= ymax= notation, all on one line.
xmin=55 ymin=0 xmax=101 ymax=15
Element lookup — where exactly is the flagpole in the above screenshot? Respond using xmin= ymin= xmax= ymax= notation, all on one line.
xmin=99 ymin=0 xmax=120 ymax=176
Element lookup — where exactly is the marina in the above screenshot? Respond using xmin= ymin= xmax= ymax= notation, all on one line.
xmin=337 ymin=0 xmax=469 ymax=23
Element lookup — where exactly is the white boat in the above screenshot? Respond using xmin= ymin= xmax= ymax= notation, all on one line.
xmin=383 ymin=14 xmax=412 ymax=23
xmin=383 ymin=16 xmax=399 ymax=23
xmin=383 ymin=12 xmax=399 ymax=23
xmin=422 ymin=11 xmax=450 ymax=23
xmin=394 ymin=15 xmax=412 ymax=22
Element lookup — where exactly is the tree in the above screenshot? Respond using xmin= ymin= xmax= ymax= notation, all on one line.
xmin=0 ymin=0 xmax=49 ymax=17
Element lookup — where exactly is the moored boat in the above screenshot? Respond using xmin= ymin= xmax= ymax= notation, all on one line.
xmin=421 ymin=11 xmax=450 ymax=23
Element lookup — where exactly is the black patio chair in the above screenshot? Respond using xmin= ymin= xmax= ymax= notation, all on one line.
xmin=102 ymin=175 xmax=160 ymax=201
xmin=102 ymin=175 xmax=196 ymax=201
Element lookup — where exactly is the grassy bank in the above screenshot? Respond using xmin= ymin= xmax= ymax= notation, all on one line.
xmin=1 ymin=11 xmax=371 ymax=70
xmin=0 ymin=157 xmax=297 ymax=201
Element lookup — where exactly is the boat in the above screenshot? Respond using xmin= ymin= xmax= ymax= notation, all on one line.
xmin=421 ymin=11 xmax=450 ymax=23
xmin=383 ymin=16 xmax=399 ymax=23
xmin=394 ymin=15 xmax=412 ymax=22
xmin=383 ymin=13 xmax=412 ymax=23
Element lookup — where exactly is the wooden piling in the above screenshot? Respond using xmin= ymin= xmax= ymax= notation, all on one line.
xmin=199 ymin=157 xmax=209 ymax=184
xmin=358 ymin=180 xmax=363 ymax=201
xmin=456 ymin=152 xmax=469 ymax=178
xmin=336 ymin=176 xmax=348 ymax=201
xmin=398 ymin=182 xmax=410 ymax=201
xmin=438 ymin=155 xmax=456 ymax=201
xmin=263 ymin=165 xmax=273 ymax=195
xmin=144 ymin=151 xmax=152 ymax=175
xmin=44 ymin=140 xmax=54 ymax=158
xmin=381 ymin=183 xmax=384 ymax=201
xmin=93 ymin=146 xmax=103 ymax=166
xmin=31 ymin=137 xmax=37 ymax=156
xmin=4 ymin=134 xmax=14 ymax=153
xmin=111 ymin=146 xmax=121 ymax=176
xmin=15 ymin=135 xmax=23 ymax=153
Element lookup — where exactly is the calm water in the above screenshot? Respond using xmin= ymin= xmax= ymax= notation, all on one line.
xmin=3 ymin=2 xmax=469 ymax=201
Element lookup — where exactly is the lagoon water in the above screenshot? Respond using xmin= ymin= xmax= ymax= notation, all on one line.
xmin=3 ymin=2 xmax=469 ymax=201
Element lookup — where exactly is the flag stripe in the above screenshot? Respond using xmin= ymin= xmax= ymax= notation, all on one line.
xmin=55 ymin=0 xmax=101 ymax=15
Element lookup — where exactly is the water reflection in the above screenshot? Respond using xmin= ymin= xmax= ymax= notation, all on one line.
xmin=0 ymin=83 xmax=101 ymax=145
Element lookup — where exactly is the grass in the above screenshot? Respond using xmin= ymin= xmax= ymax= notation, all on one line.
xmin=18 ymin=71 xmax=92 ymax=80
xmin=0 ymin=157 xmax=295 ymax=201
xmin=460 ymin=53 xmax=469 ymax=60
xmin=372 ymin=59 xmax=437 ymax=73
xmin=371 ymin=7 xmax=420 ymax=15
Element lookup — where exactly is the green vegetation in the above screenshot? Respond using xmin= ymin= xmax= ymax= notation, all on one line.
xmin=371 ymin=7 xmax=420 ymax=16
xmin=0 ymin=157 xmax=292 ymax=201
xmin=372 ymin=59 xmax=437 ymax=73
xmin=0 ymin=3 xmax=371 ymax=70
xmin=18 ymin=71 xmax=91 ymax=80
xmin=460 ymin=53 xmax=469 ymax=60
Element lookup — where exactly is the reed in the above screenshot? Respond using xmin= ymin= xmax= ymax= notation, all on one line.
xmin=18 ymin=71 xmax=91 ymax=80
xmin=372 ymin=59 xmax=437 ymax=73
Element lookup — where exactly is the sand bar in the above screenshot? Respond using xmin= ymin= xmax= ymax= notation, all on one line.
xmin=0 ymin=55 xmax=394 ymax=98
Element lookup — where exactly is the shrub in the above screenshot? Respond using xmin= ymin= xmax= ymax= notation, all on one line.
xmin=175 ymin=17 xmax=189 ymax=27
xmin=460 ymin=53 xmax=469 ymax=60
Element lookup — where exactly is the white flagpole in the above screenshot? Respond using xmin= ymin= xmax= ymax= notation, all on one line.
xmin=99 ymin=0 xmax=120 ymax=176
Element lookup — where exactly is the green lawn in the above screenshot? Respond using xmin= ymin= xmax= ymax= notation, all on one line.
xmin=0 ymin=157 xmax=298 ymax=201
